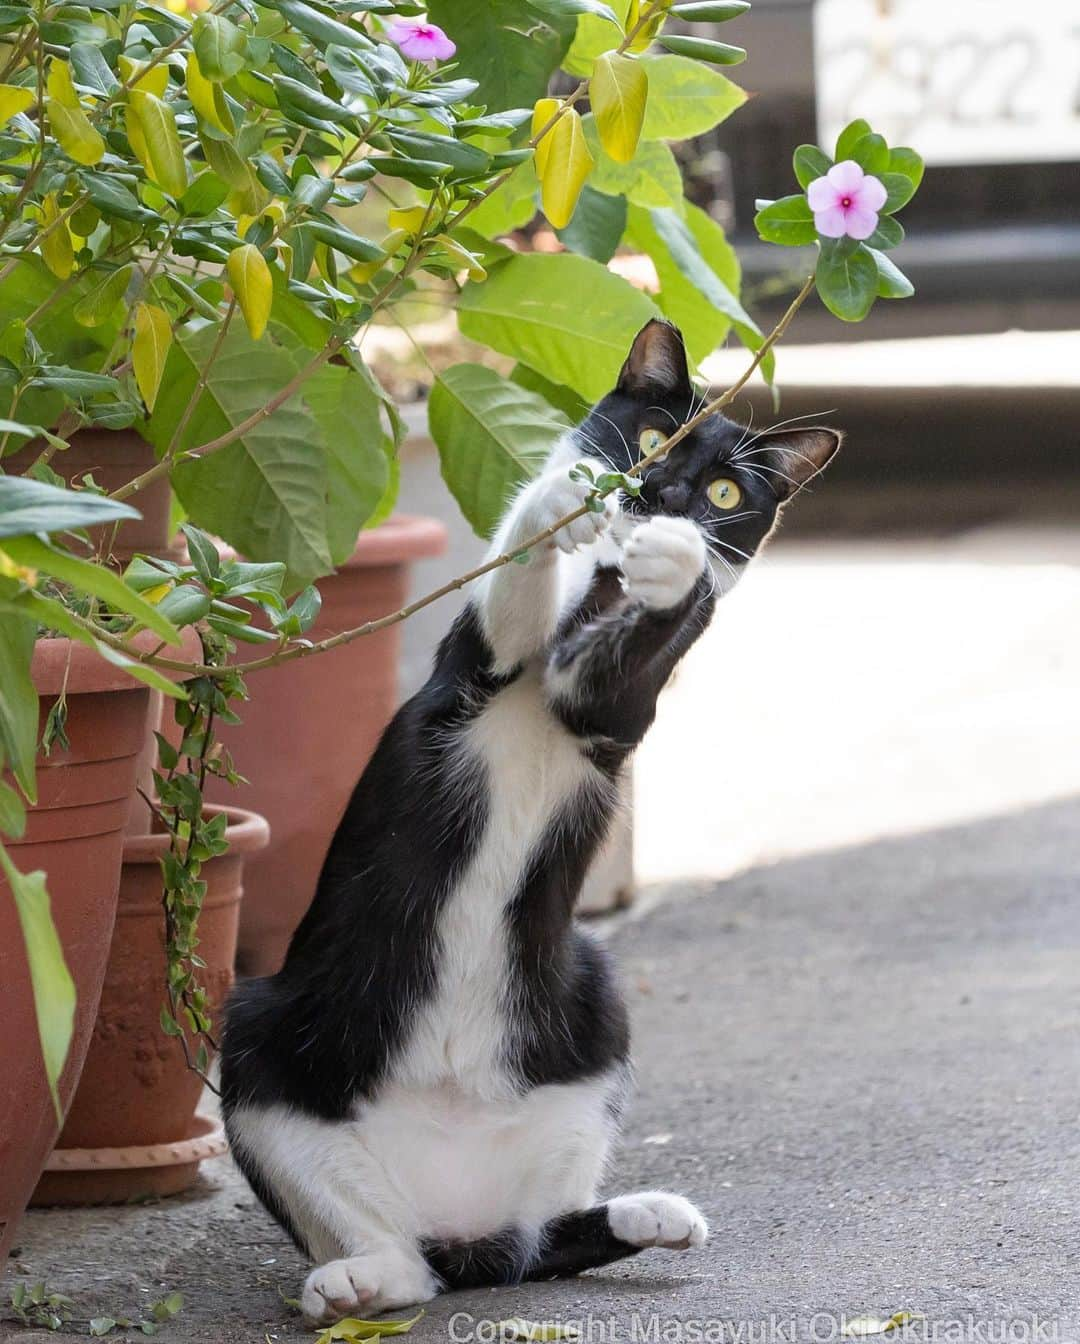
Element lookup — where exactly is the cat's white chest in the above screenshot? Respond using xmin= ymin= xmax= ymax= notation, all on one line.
xmin=392 ymin=668 xmax=595 ymax=1096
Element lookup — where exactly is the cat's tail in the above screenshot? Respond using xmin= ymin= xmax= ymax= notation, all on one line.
xmin=421 ymin=1206 xmax=642 ymax=1290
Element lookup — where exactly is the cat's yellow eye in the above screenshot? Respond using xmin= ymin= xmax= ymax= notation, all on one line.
xmin=706 ymin=478 xmax=741 ymax=510
xmin=639 ymin=427 xmax=667 ymax=460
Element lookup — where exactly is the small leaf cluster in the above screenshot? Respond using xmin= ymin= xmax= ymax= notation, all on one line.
xmin=8 ymin=1282 xmax=73 ymax=1332
xmin=754 ymin=118 xmax=924 ymax=322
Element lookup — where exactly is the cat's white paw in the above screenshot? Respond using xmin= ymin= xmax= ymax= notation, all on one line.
xmin=621 ymin=516 xmax=707 ymax=610
xmin=607 ymin=1191 xmax=708 ymax=1250
xmin=301 ymin=1250 xmax=437 ymax=1324
xmin=529 ymin=460 xmax=619 ymax=554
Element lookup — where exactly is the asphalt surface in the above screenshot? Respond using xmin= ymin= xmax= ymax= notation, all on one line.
xmin=4 ymin=797 xmax=1079 ymax=1343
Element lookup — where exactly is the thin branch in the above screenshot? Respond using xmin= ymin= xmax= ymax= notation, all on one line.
xmin=80 ymin=273 xmax=817 ymax=678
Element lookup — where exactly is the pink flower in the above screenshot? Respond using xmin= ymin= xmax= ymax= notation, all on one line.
xmin=386 ymin=18 xmax=456 ymax=64
xmin=806 ymin=160 xmax=887 ymax=241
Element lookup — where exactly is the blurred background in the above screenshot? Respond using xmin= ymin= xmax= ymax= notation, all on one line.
xmin=392 ymin=0 xmax=1079 ymax=905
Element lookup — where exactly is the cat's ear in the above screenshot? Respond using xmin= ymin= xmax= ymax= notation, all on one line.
xmin=753 ymin=426 xmax=842 ymax=502
xmin=617 ymin=320 xmax=692 ymax=400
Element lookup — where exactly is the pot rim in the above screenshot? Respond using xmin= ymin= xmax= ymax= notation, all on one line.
xmin=335 ymin=513 xmax=447 ymax=569
xmin=44 ymin=1112 xmax=226 ymax=1172
xmin=123 ymin=802 xmax=270 ymax=863
xmin=32 ymin=626 xmax=203 ymax=697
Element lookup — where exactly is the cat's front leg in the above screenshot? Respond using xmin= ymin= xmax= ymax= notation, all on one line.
xmin=473 ymin=452 xmax=619 ymax=673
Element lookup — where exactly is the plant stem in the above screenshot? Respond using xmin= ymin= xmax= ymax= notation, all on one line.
xmin=81 ymin=274 xmax=817 ymax=678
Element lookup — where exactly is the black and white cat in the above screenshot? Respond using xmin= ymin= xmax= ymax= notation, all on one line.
xmin=221 ymin=321 xmax=840 ymax=1323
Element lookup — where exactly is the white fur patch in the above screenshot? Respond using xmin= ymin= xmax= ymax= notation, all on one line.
xmin=397 ymin=667 xmax=597 ymax=1098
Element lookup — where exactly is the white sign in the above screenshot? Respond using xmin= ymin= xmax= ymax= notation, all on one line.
xmin=814 ymin=0 xmax=1080 ymax=165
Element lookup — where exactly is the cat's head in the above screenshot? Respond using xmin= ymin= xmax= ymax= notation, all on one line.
xmin=578 ymin=319 xmax=841 ymax=584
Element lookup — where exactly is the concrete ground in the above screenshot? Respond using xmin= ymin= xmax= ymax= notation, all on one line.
xmin=5 ymin=793 xmax=1079 ymax=1342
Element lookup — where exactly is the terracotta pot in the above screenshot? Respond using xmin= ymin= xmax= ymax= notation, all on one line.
xmin=4 ymin=428 xmax=179 ymax=570
xmin=0 ymin=640 xmax=151 ymax=1262
xmin=6 ymin=427 xmax=184 ymax=835
xmin=31 ymin=805 xmax=269 ymax=1206
xmin=205 ymin=515 xmax=447 ymax=976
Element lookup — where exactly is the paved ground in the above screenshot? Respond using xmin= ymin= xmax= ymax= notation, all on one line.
xmin=5 ymin=796 xmax=1079 ymax=1342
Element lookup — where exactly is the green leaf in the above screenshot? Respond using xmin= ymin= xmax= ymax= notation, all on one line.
xmin=865 ymin=214 xmax=904 ymax=251
xmin=180 ymin=524 xmax=220 ymax=582
xmin=888 ymin=146 xmax=924 ymax=191
xmin=144 ymin=325 xmax=337 ymax=589
xmin=193 ymin=13 xmax=247 ymax=80
xmin=878 ymin=171 xmax=915 ymax=214
xmin=0 ymin=841 xmax=76 ymax=1121
xmin=793 ymin=143 xmax=831 ymax=190
xmin=583 ymin=116 xmax=682 ymax=207
xmin=815 ymin=240 xmax=877 ymax=322
xmin=638 ymin=53 xmax=744 ymax=140
xmin=0 ymin=779 xmax=26 ymax=837
xmin=429 ymin=363 xmax=565 ymax=537
xmin=510 ymin=364 xmax=588 ymax=423
xmin=0 ymin=476 xmax=139 ymax=537
xmin=869 ymin=247 xmax=914 ymax=300
xmin=275 ymin=0 xmax=372 ymax=52
xmin=0 ymin=607 xmax=37 ymax=799
xmin=156 ymin=583 xmax=211 ymax=625
xmin=385 ymin=129 xmax=490 ymax=175
xmin=182 ymin=171 xmax=231 ymax=218
xmin=2 ymin=536 xmax=182 ymax=644
xmin=669 ymin=0 xmax=750 ymax=17
xmin=592 ymin=51 xmax=647 ymax=165
xmin=754 ymin=193 xmax=816 ymax=246
xmin=529 ymin=0 xmax=619 ymax=22
xmin=555 ymin=186 xmax=626 ymax=263
xmin=626 ymin=202 xmax=740 ymax=363
xmin=457 ymin=252 xmax=659 ymax=402
xmin=834 ymin=117 xmax=871 ymax=162
xmin=466 ymin=160 xmax=538 ymax=238
xmin=29 ymin=366 xmax=122 ymax=399
xmin=848 ymin=131 xmax=888 ymax=175
xmin=656 ymin=34 xmax=745 ymax=64
xmin=69 ymin=44 xmax=119 ymax=97
xmin=427 ymin=0 xmax=576 ymax=112
xmin=90 ymin=1319 xmax=118 ymax=1337
xmin=73 ymin=264 xmax=134 ymax=328
xmin=93 ymin=641 xmax=188 ymax=698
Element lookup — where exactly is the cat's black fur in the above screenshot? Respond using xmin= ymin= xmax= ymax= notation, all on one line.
xmin=221 ymin=321 xmax=840 ymax=1304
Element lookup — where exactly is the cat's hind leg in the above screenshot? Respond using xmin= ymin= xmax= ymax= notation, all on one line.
xmin=423 ymin=1193 xmax=708 ymax=1290
xmin=226 ymin=1103 xmax=440 ymax=1323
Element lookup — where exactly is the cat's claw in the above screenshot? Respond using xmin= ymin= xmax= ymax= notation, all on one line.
xmin=301 ymin=1251 xmax=437 ymax=1324
xmin=607 ymin=1191 xmax=708 ymax=1250
xmin=621 ymin=516 xmax=707 ymax=610
xmin=529 ymin=461 xmax=619 ymax=554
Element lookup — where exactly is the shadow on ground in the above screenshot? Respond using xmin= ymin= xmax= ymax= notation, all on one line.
xmin=5 ymin=797 xmax=1079 ymax=1343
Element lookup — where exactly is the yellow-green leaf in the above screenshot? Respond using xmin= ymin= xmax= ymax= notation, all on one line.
xmin=39 ymin=193 xmax=74 ymax=279
xmin=0 ymin=83 xmax=34 ymax=127
xmin=119 ymin=54 xmax=169 ymax=97
xmin=46 ymin=58 xmax=79 ymax=108
xmin=591 ymin=51 xmax=647 ymax=164
xmin=531 ymin=97 xmax=559 ymax=179
xmin=0 ymin=841 xmax=76 ymax=1122
xmin=185 ymin=50 xmax=233 ymax=135
xmin=129 ymin=89 xmax=188 ymax=198
xmin=430 ymin=234 xmax=486 ymax=281
xmin=226 ymin=243 xmax=272 ymax=340
xmin=539 ymin=107 xmax=594 ymax=230
xmin=132 ymin=302 xmax=171 ymax=411
xmin=45 ymin=67 xmax=105 ymax=167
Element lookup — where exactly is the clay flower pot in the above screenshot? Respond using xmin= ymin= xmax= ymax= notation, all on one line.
xmin=32 ymin=805 xmax=269 ymax=1206
xmin=4 ymin=428 xmax=180 ymax=570
xmin=206 ymin=515 xmax=446 ymax=976
xmin=0 ymin=640 xmax=152 ymax=1261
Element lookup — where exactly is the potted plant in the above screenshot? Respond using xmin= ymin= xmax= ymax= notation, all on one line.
xmin=0 ymin=0 xmax=923 ymax=1257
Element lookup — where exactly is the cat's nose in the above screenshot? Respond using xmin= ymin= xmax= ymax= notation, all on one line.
xmin=657 ymin=481 xmax=692 ymax=515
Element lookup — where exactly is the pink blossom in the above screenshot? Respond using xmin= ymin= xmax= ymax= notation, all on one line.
xmin=386 ymin=18 xmax=456 ymax=64
xmin=806 ymin=160 xmax=887 ymax=241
